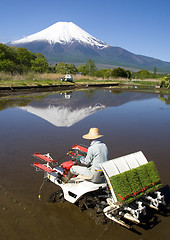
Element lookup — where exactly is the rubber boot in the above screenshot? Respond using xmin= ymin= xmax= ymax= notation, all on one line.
xmin=61 ymin=171 xmax=74 ymax=183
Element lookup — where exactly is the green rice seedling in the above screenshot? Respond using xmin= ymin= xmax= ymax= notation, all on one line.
xmin=126 ymin=169 xmax=143 ymax=197
xmin=110 ymin=172 xmax=132 ymax=203
xmin=146 ymin=161 xmax=162 ymax=190
xmin=136 ymin=164 xmax=152 ymax=193
xmin=109 ymin=161 xmax=162 ymax=204
xmin=146 ymin=161 xmax=160 ymax=182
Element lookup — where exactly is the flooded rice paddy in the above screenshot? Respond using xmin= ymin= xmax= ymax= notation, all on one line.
xmin=0 ymin=88 xmax=170 ymax=240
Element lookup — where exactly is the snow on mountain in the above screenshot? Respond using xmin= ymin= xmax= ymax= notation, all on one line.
xmin=10 ymin=21 xmax=170 ymax=72
xmin=11 ymin=22 xmax=109 ymax=49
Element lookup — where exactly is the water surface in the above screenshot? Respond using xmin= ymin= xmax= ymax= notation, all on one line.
xmin=0 ymin=88 xmax=169 ymax=240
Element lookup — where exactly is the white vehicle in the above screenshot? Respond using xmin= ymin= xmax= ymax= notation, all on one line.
xmin=33 ymin=145 xmax=166 ymax=229
xmin=61 ymin=74 xmax=73 ymax=82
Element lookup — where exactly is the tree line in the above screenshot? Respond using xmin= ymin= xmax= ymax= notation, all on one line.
xmin=54 ymin=60 xmax=169 ymax=81
xmin=0 ymin=44 xmax=131 ymax=78
xmin=0 ymin=43 xmax=170 ymax=86
xmin=55 ymin=59 xmax=132 ymax=79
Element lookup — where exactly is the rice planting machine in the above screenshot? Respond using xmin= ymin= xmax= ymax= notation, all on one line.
xmin=32 ymin=145 xmax=166 ymax=229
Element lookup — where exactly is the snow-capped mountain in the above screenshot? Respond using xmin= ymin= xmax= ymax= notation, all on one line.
xmin=9 ymin=21 xmax=170 ymax=72
xmin=11 ymin=22 xmax=109 ymax=49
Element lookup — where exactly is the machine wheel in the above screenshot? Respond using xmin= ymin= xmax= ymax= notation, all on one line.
xmin=47 ymin=190 xmax=64 ymax=203
xmin=86 ymin=208 xmax=97 ymax=220
xmin=77 ymin=193 xmax=107 ymax=224
xmin=95 ymin=215 xmax=106 ymax=225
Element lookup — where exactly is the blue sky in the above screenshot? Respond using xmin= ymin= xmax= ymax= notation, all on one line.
xmin=1 ymin=0 xmax=170 ymax=62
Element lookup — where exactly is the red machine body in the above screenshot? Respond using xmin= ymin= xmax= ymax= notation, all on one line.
xmin=33 ymin=144 xmax=88 ymax=175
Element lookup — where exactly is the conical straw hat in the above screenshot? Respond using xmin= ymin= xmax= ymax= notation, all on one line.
xmin=82 ymin=128 xmax=103 ymax=140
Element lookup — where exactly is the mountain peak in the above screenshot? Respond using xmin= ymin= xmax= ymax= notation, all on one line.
xmin=11 ymin=21 xmax=109 ymax=49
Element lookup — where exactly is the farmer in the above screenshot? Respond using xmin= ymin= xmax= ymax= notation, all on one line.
xmin=63 ymin=128 xmax=109 ymax=182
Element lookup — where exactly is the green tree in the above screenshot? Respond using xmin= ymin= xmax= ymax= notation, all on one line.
xmin=95 ymin=69 xmax=111 ymax=79
xmin=31 ymin=57 xmax=48 ymax=73
xmin=136 ymin=70 xmax=152 ymax=79
xmin=126 ymin=70 xmax=132 ymax=79
xmin=0 ymin=44 xmax=18 ymax=74
xmin=77 ymin=64 xmax=87 ymax=75
xmin=160 ymin=76 xmax=170 ymax=89
xmin=84 ymin=58 xmax=96 ymax=75
xmin=111 ymin=67 xmax=128 ymax=78
xmin=0 ymin=44 xmax=16 ymax=62
xmin=15 ymin=47 xmax=36 ymax=71
xmin=55 ymin=62 xmax=66 ymax=74
xmin=67 ymin=64 xmax=77 ymax=74
xmin=154 ymin=67 xmax=157 ymax=75
xmin=55 ymin=62 xmax=77 ymax=74
xmin=0 ymin=59 xmax=16 ymax=74
xmin=0 ymin=44 xmax=8 ymax=60
xmin=0 ymin=43 xmax=49 ymax=74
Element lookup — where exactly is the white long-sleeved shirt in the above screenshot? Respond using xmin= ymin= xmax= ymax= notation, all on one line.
xmin=81 ymin=139 xmax=109 ymax=171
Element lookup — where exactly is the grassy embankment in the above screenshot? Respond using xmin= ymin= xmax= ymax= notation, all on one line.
xmin=0 ymin=72 xmax=162 ymax=89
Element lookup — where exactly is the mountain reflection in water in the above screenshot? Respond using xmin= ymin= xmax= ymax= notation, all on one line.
xmin=21 ymin=104 xmax=105 ymax=127
xmin=19 ymin=89 xmax=154 ymax=127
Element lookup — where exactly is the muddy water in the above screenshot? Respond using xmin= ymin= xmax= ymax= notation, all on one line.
xmin=0 ymin=88 xmax=170 ymax=240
